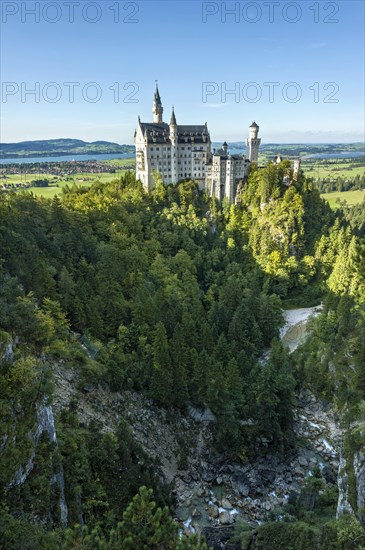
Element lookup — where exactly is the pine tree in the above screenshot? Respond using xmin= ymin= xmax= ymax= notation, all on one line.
xmin=150 ymin=322 xmax=173 ymax=406
xmin=170 ymin=324 xmax=189 ymax=408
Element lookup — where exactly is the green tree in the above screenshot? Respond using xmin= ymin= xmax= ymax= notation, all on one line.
xmin=150 ymin=322 xmax=173 ymax=406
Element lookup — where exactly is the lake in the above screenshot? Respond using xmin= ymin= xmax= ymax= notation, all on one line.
xmin=214 ymin=149 xmax=364 ymax=159
xmin=0 ymin=153 xmax=135 ymax=165
xmin=0 ymin=150 xmax=363 ymax=166
xmin=301 ymin=151 xmax=364 ymax=160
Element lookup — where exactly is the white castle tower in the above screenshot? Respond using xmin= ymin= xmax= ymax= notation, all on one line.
xmin=246 ymin=121 xmax=261 ymax=163
xmin=293 ymin=158 xmax=302 ymax=178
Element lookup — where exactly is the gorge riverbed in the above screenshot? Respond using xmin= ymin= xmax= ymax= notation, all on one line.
xmin=280 ymin=305 xmax=323 ymax=352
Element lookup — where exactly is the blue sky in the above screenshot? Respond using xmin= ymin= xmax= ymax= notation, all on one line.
xmin=1 ymin=0 xmax=364 ymax=144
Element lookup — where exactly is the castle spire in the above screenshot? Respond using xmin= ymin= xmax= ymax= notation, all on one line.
xmin=154 ymin=80 xmax=161 ymax=103
xmin=170 ymin=105 xmax=176 ymax=125
xmin=153 ymin=81 xmax=163 ymax=123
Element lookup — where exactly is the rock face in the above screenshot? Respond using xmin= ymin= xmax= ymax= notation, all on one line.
xmin=188 ymin=406 xmax=216 ymax=423
xmin=6 ymin=402 xmax=68 ymax=527
xmin=0 ymin=333 xmax=14 ymax=363
xmin=354 ymin=450 xmax=365 ymax=522
xmin=337 ymin=449 xmax=365 ymax=523
xmin=337 ymin=455 xmax=354 ymax=518
xmin=8 ymin=404 xmax=56 ymax=488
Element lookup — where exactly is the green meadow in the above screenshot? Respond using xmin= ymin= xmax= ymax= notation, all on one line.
xmin=321 ymin=189 xmax=365 ymax=209
xmin=1 ymin=158 xmax=136 ymax=198
xmin=302 ymin=160 xmax=365 ymax=180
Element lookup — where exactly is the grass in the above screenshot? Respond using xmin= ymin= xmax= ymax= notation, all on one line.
xmin=302 ymin=161 xmax=365 ymax=179
xmin=27 ymin=173 xmax=127 ymax=198
xmin=28 ymin=181 xmax=95 ymax=198
xmin=321 ymin=189 xmax=365 ymax=209
xmin=1 ymin=159 xmax=136 ymax=198
xmin=100 ymin=158 xmax=135 ymax=167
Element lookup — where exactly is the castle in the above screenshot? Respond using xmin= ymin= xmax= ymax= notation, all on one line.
xmin=134 ymin=84 xmax=261 ymax=203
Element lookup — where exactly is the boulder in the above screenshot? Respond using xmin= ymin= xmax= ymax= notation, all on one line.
xmin=221 ymin=498 xmax=233 ymax=510
xmin=219 ymin=511 xmax=233 ymax=525
xmin=202 ymin=471 xmax=214 ymax=482
xmin=208 ymin=504 xmax=219 ymax=519
xmin=322 ymin=466 xmax=336 ymax=484
xmin=188 ymin=406 xmax=216 ymax=423
xmin=237 ymin=483 xmax=250 ymax=497
xmin=196 ymin=487 xmax=205 ymax=497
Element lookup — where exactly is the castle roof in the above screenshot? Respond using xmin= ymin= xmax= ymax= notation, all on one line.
xmin=231 ymin=154 xmax=246 ymax=160
xmin=212 ymin=149 xmax=245 ymax=161
xmin=213 ymin=148 xmax=228 ymax=159
xmin=250 ymin=121 xmax=259 ymax=128
xmin=139 ymin=122 xmax=210 ymax=144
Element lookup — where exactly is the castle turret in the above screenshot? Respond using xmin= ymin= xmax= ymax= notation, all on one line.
xmin=153 ymin=81 xmax=163 ymax=123
xmin=170 ymin=105 xmax=177 ymax=128
xmin=169 ymin=106 xmax=177 ymax=182
xmin=246 ymin=121 xmax=261 ymax=163
xmin=222 ymin=141 xmax=228 ymax=155
xmin=293 ymin=158 xmax=301 ymax=178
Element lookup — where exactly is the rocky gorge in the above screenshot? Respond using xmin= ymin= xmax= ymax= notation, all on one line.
xmin=50 ymin=366 xmax=342 ymax=533
xmin=2 ymin=306 xmax=364 ymax=548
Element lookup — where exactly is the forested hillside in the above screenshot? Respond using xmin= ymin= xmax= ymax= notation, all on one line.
xmin=0 ymin=163 xmax=364 ymax=548
xmin=0 ymin=139 xmax=134 ymax=158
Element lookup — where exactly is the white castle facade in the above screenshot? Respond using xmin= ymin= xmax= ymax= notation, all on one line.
xmin=134 ymin=84 xmax=261 ymax=203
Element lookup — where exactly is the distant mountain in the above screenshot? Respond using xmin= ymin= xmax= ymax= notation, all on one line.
xmin=0 ymin=139 xmax=135 ymax=158
xmin=212 ymin=142 xmax=365 ymax=158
